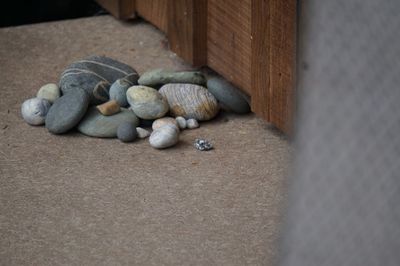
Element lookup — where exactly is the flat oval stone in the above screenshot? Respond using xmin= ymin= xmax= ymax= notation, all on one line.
xmin=37 ymin=83 xmax=60 ymax=104
xmin=126 ymin=85 xmax=169 ymax=120
xmin=138 ymin=69 xmax=205 ymax=87
xmin=21 ymin=98 xmax=51 ymax=126
xmin=77 ymin=107 xmax=139 ymax=138
xmin=45 ymin=90 xmax=90 ymax=134
xmin=159 ymin=83 xmax=219 ymax=121
xmin=206 ymin=76 xmax=250 ymax=114
xmin=60 ymin=55 xmax=139 ymax=105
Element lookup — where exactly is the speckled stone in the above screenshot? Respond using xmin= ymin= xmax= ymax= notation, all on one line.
xmin=138 ymin=69 xmax=205 ymax=87
xmin=126 ymin=85 xmax=169 ymax=120
xmin=117 ymin=122 xmax=138 ymax=142
xmin=21 ymin=98 xmax=51 ymax=126
xmin=37 ymin=83 xmax=60 ymax=103
xmin=77 ymin=107 xmax=139 ymax=138
xmin=206 ymin=76 xmax=250 ymax=114
xmin=60 ymin=55 xmax=139 ymax=105
xmin=45 ymin=90 xmax=90 ymax=134
xmin=159 ymin=83 xmax=219 ymax=121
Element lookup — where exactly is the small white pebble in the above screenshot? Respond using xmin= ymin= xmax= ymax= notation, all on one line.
xmin=37 ymin=83 xmax=60 ymax=104
xmin=136 ymin=127 xmax=150 ymax=138
xmin=175 ymin=116 xmax=187 ymax=129
xmin=21 ymin=97 xmax=51 ymax=125
xmin=186 ymin=118 xmax=199 ymax=129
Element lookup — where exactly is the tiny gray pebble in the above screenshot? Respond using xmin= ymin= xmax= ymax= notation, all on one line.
xmin=117 ymin=122 xmax=137 ymax=142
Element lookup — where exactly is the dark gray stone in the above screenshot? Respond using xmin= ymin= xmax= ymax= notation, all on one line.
xmin=45 ymin=90 xmax=90 ymax=134
xmin=77 ymin=107 xmax=139 ymax=138
xmin=138 ymin=68 xmax=205 ymax=87
xmin=60 ymin=55 xmax=138 ymax=105
xmin=206 ymin=76 xmax=250 ymax=114
xmin=117 ymin=122 xmax=138 ymax=142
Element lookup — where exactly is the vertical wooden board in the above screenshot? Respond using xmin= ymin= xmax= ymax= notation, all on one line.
xmin=268 ymin=0 xmax=296 ymax=134
xmin=168 ymin=0 xmax=207 ymax=66
xmin=251 ymin=0 xmax=270 ymax=120
xmin=119 ymin=0 xmax=136 ymax=19
xmin=207 ymin=0 xmax=252 ymax=94
xmin=136 ymin=0 xmax=168 ymax=32
xmin=95 ymin=0 xmax=135 ymax=19
xmin=251 ymin=0 xmax=296 ymax=134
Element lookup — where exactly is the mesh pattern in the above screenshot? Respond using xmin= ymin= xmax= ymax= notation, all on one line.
xmin=280 ymin=1 xmax=400 ymax=265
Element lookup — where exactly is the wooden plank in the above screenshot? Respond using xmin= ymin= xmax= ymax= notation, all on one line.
xmin=269 ymin=0 xmax=296 ymax=134
xmin=250 ymin=0 xmax=270 ymax=120
xmin=136 ymin=0 xmax=168 ymax=32
xmin=167 ymin=0 xmax=208 ymax=66
xmin=95 ymin=0 xmax=136 ymax=19
xmin=207 ymin=0 xmax=252 ymax=95
xmin=251 ymin=0 xmax=296 ymax=134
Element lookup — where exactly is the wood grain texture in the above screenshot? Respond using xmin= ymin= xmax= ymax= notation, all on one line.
xmin=168 ymin=0 xmax=208 ymax=66
xmin=95 ymin=0 xmax=136 ymax=19
xmin=207 ymin=0 xmax=252 ymax=94
xmin=251 ymin=0 xmax=296 ymax=134
xmin=136 ymin=0 xmax=168 ymax=32
xmin=251 ymin=0 xmax=270 ymax=120
xmin=268 ymin=0 xmax=296 ymax=134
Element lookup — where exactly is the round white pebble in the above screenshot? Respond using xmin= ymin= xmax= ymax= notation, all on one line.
xmin=175 ymin=116 xmax=187 ymax=129
xmin=136 ymin=127 xmax=150 ymax=139
xmin=186 ymin=118 xmax=199 ymax=129
xmin=21 ymin=97 xmax=51 ymax=125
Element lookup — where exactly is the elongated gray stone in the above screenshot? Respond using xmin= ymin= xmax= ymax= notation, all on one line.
xmin=206 ymin=76 xmax=250 ymax=114
xmin=138 ymin=69 xmax=205 ymax=87
xmin=45 ymin=90 xmax=90 ymax=134
xmin=77 ymin=107 xmax=139 ymax=138
xmin=60 ymin=55 xmax=138 ymax=105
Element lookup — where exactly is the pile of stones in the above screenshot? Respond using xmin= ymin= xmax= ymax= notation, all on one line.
xmin=21 ymin=55 xmax=250 ymax=149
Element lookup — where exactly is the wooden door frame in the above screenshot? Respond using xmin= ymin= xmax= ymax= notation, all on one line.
xmin=96 ymin=0 xmax=296 ymax=134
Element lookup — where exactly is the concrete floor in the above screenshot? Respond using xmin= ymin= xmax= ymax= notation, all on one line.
xmin=0 ymin=16 xmax=289 ymax=266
